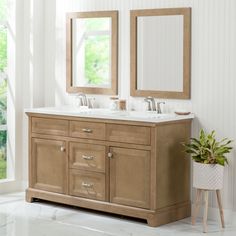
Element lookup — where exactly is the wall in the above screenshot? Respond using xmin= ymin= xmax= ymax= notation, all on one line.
xmin=19 ymin=0 xmax=236 ymax=221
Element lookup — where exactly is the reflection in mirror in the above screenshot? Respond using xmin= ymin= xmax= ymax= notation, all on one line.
xmin=67 ymin=11 xmax=118 ymax=95
xmin=137 ymin=15 xmax=183 ymax=92
xmin=72 ymin=17 xmax=111 ymax=88
xmin=131 ymin=8 xmax=191 ymax=99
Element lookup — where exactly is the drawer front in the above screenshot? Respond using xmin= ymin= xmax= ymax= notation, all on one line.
xmin=32 ymin=117 xmax=69 ymax=136
xmin=106 ymin=124 xmax=151 ymax=145
xmin=69 ymin=142 xmax=106 ymax=172
xmin=69 ymin=169 xmax=105 ymax=201
xmin=70 ymin=121 xmax=105 ymax=140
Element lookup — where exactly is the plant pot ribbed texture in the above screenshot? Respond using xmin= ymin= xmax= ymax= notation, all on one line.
xmin=193 ymin=162 xmax=224 ymax=190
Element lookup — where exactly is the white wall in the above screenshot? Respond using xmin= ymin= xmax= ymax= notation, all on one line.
xmin=17 ymin=0 xmax=236 ymax=221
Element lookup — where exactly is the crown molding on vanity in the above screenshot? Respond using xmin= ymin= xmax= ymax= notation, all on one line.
xmin=25 ymin=106 xmax=193 ymax=227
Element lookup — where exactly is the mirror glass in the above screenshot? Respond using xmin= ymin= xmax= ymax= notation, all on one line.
xmin=130 ymin=8 xmax=191 ymax=99
xmin=66 ymin=11 xmax=118 ymax=95
xmin=137 ymin=15 xmax=183 ymax=92
xmin=72 ymin=17 xmax=111 ymax=88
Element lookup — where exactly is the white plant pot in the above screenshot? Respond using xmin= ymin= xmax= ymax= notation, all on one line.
xmin=193 ymin=162 xmax=224 ymax=190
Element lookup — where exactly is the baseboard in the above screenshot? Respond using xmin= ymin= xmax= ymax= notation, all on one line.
xmin=191 ymin=203 xmax=236 ymax=225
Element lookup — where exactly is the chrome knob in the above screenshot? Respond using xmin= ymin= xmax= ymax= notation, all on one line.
xmin=108 ymin=152 xmax=113 ymax=158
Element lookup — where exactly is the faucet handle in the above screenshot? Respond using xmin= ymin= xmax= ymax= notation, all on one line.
xmin=156 ymin=102 xmax=165 ymax=114
xmin=87 ymin=97 xmax=95 ymax=109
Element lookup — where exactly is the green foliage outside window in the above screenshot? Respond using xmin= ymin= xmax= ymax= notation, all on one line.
xmin=85 ymin=35 xmax=110 ymax=85
xmin=0 ymin=0 xmax=7 ymax=179
xmin=84 ymin=18 xmax=110 ymax=86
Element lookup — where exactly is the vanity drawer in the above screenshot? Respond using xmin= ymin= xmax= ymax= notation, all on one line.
xmin=69 ymin=169 xmax=105 ymax=201
xmin=70 ymin=121 xmax=105 ymax=140
xmin=106 ymin=124 xmax=151 ymax=145
xmin=32 ymin=117 xmax=69 ymax=136
xmin=69 ymin=142 xmax=106 ymax=173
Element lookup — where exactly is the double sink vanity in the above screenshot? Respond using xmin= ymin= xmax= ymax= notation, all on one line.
xmin=26 ymin=107 xmax=193 ymax=227
xmin=25 ymin=6 xmax=193 ymax=227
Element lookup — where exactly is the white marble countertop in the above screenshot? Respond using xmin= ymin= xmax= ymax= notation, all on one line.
xmin=25 ymin=106 xmax=194 ymax=123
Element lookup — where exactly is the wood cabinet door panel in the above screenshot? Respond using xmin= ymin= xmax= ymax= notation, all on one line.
xmin=32 ymin=117 xmax=69 ymax=136
xmin=110 ymin=147 xmax=151 ymax=209
xmin=106 ymin=124 xmax=151 ymax=145
xmin=69 ymin=169 xmax=106 ymax=201
xmin=31 ymin=138 xmax=67 ymax=194
xmin=69 ymin=142 xmax=106 ymax=172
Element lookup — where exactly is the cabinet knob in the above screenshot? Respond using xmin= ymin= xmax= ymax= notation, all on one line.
xmin=82 ymin=128 xmax=93 ymax=133
xmin=108 ymin=152 xmax=113 ymax=158
xmin=60 ymin=146 xmax=66 ymax=152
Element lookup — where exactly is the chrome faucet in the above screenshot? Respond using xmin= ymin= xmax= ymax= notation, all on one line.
xmin=144 ymin=97 xmax=156 ymax=111
xmin=77 ymin=93 xmax=88 ymax=106
xmin=144 ymin=97 xmax=165 ymax=113
xmin=156 ymin=102 xmax=165 ymax=114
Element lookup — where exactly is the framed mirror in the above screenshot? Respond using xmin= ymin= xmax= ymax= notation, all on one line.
xmin=66 ymin=11 xmax=118 ymax=95
xmin=130 ymin=8 xmax=191 ymax=99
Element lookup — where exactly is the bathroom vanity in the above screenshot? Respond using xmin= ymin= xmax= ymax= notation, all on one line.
xmin=25 ymin=107 xmax=193 ymax=227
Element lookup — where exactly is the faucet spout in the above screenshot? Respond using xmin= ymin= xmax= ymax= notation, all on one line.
xmin=77 ymin=93 xmax=88 ymax=106
xmin=144 ymin=97 xmax=156 ymax=111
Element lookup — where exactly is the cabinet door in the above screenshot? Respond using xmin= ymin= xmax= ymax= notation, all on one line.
xmin=109 ymin=147 xmax=150 ymax=209
xmin=31 ymin=138 xmax=67 ymax=194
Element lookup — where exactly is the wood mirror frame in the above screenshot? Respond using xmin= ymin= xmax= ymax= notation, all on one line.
xmin=66 ymin=11 xmax=118 ymax=95
xmin=130 ymin=8 xmax=191 ymax=99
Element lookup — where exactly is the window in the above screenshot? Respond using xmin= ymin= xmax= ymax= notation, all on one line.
xmin=0 ymin=0 xmax=7 ymax=180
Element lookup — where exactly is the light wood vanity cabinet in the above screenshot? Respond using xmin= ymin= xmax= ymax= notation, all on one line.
xmin=109 ymin=147 xmax=151 ymax=209
xmin=26 ymin=114 xmax=192 ymax=227
xmin=31 ymin=138 xmax=67 ymax=194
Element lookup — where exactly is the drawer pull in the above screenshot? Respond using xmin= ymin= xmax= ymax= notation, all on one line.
xmin=82 ymin=155 xmax=94 ymax=160
xmin=82 ymin=128 xmax=93 ymax=133
xmin=60 ymin=146 xmax=66 ymax=152
xmin=82 ymin=182 xmax=94 ymax=188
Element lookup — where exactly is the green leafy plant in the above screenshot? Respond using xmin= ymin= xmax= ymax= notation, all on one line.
xmin=183 ymin=129 xmax=233 ymax=166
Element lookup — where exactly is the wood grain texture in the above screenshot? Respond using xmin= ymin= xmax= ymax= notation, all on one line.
xmin=192 ymin=189 xmax=202 ymax=225
xmin=106 ymin=123 xmax=151 ymax=145
xmin=130 ymin=8 xmax=191 ymax=99
xmin=31 ymin=138 xmax=68 ymax=194
xmin=155 ymin=121 xmax=191 ymax=209
xmin=27 ymin=114 xmax=192 ymax=226
xmin=32 ymin=117 xmax=69 ymax=136
xmin=216 ymin=190 xmax=225 ymax=228
xmin=69 ymin=142 xmax=106 ymax=172
xmin=70 ymin=120 xmax=105 ymax=140
xmin=69 ymin=169 xmax=106 ymax=201
xmin=66 ymin=11 xmax=118 ymax=95
xmin=109 ymin=147 xmax=151 ymax=209
xmin=26 ymin=188 xmax=190 ymax=227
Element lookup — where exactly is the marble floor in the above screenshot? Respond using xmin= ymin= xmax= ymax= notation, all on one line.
xmin=0 ymin=193 xmax=236 ymax=236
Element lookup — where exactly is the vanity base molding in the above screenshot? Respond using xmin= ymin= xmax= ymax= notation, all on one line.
xmin=26 ymin=188 xmax=190 ymax=227
xmin=26 ymin=113 xmax=192 ymax=227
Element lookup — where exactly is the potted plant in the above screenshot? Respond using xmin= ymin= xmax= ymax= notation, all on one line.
xmin=184 ymin=129 xmax=233 ymax=190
